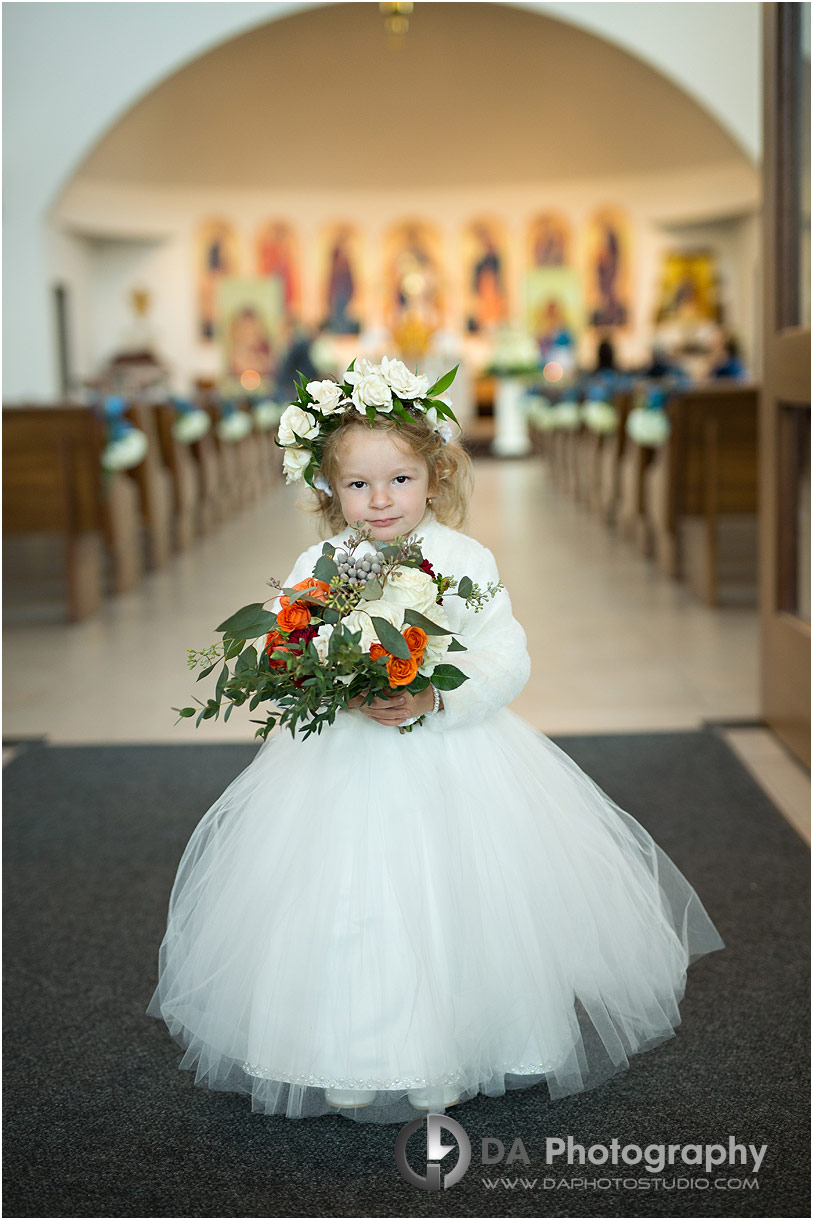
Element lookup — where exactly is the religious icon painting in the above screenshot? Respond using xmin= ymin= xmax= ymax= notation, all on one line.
xmin=525 ymin=267 xmax=583 ymax=363
xmin=216 ymin=277 xmax=285 ymax=396
xmin=654 ymin=251 xmax=723 ymax=325
xmin=255 ymin=222 xmax=300 ymax=320
xmin=527 ymin=212 xmax=572 ymax=269
xmin=382 ymin=220 xmax=445 ymax=345
xmin=197 ymin=219 xmax=241 ymax=342
xmin=319 ymin=223 xmax=363 ymax=334
xmin=585 ymin=207 xmax=631 ymax=329
xmin=463 ymin=218 xmax=510 ymax=334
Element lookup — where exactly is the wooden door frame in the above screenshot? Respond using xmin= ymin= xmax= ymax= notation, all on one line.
xmin=760 ymin=2 xmax=811 ymax=768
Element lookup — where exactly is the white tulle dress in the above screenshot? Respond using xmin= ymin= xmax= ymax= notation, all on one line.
xmin=147 ymin=509 xmax=724 ymax=1124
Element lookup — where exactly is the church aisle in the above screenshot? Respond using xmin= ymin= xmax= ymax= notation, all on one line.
xmin=2 ymin=458 xmax=759 ymax=744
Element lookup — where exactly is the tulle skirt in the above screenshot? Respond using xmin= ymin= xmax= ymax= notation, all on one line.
xmin=146 ymin=707 xmax=724 ymax=1124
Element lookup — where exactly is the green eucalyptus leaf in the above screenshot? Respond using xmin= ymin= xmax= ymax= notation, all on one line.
xmin=215 ymin=664 xmax=229 ymax=700
xmin=369 ymin=616 xmax=411 ymax=659
xmin=427 ymin=664 xmax=469 ymax=691
xmin=457 ymin=576 xmax=473 ymax=599
xmin=196 ymin=662 xmax=216 ymax=682
xmin=235 ymin=646 xmax=258 ymax=675
xmin=402 ymin=607 xmax=453 ymax=637
xmin=447 ymin=636 xmax=467 ymax=652
xmin=362 ymin=577 xmax=383 ymax=599
xmin=216 ymin=603 xmax=267 ymax=635
xmin=321 ymin=542 xmax=336 ymax=557
xmin=314 ymin=554 xmax=338 ymax=582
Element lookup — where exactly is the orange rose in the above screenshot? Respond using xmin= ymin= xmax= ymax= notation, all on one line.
xmin=369 ymin=642 xmax=388 ymax=662
xmin=386 ymin=653 xmax=419 ymax=687
xmin=280 ymin=578 xmax=331 ymax=607
xmin=264 ymin=630 xmax=290 ymax=669
xmin=403 ymin=626 xmax=427 ymax=661
xmin=275 ymin=601 xmax=312 ymax=633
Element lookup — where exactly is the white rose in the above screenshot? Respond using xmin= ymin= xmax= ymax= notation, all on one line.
xmin=306 ymin=380 xmax=344 ymax=415
xmin=379 ymin=356 xmax=430 ymax=402
xmin=278 ymin=404 xmax=320 ymax=445
xmin=350 ymin=373 xmax=393 ymax=414
xmin=281 ymin=445 xmax=310 ymax=483
xmin=344 ymin=357 xmax=381 ymax=384
xmin=379 ymin=565 xmax=443 ymax=618
xmin=341 ymin=599 xmax=405 ymax=652
xmin=419 ymin=640 xmax=450 ymax=676
xmin=423 ymin=631 xmax=451 ymax=666
xmin=312 ymin=623 xmax=335 ymax=663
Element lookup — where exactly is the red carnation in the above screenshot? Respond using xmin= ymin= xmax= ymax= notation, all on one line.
xmin=287 ymin=625 xmax=318 ymax=646
xmin=420 ymin=559 xmax=435 ymax=577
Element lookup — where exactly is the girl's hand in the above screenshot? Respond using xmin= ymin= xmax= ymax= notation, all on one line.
xmin=346 ymin=685 xmax=438 ymax=726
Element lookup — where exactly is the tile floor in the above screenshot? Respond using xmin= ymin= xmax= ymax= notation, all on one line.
xmin=3 ymin=458 xmax=809 ymax=842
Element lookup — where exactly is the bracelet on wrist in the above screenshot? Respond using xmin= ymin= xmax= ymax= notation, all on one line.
xmin=430 ymin=684 xmax=441 ymax=715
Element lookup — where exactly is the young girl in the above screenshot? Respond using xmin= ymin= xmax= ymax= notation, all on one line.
xmin=147 ymin=358 xmax=724 ymax=1125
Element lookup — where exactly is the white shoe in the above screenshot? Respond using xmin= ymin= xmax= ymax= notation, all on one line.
xmin=407 ymin=1084 xmax=461 ymax=1109
xmin=324 ymin=1087 xmax=377 ymax=1108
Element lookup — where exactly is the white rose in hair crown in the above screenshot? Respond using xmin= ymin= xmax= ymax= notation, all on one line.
xmin=174 ymin=356 xmax=506 ymax=739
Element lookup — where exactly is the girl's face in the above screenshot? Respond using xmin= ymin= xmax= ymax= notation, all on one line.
xmin=334 ymin=426 xmax=432 ymax=541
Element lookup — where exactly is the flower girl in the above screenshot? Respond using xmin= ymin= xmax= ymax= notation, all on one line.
xmin=147 ymin=357 xmax=724 ymax=1124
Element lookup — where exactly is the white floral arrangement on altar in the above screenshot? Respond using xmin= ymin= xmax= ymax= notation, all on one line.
xmin=276 ymin=356 xmax=460 ymax=488
xmin=484 ymin=327 xmax=541 ymax=378
xmin=626 ymin=406 xmax=671 ymax=447
xmin=551 ymin=401 xmax=582 ymax=430
xmin=582 ymin=400 xmax=619 ymax=434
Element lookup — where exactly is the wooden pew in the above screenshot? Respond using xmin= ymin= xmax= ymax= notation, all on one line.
xmin=598 ymin=392 xmax=634 ymax=525
xmin=152 ymin=403 xmax=203 ymax=549
xmin=2 ymin=405 xmax=143 ymax=620
xmin=255 ymin=422 xmax=282 ymax=491
xmin=616 ymin=396 xmax=657 ymax=547
xmin=644 ymin=384 xmax=759 ymax=604
xmin=123 ymin=402 xmax=174 ymax=569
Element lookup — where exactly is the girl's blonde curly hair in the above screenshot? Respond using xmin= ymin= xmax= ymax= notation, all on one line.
xmin=307 ymin=410 xmax=474 ymax=536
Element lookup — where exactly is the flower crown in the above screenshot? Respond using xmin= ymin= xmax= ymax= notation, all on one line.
xmin=276 ymin=355 xmax=460 ymax=493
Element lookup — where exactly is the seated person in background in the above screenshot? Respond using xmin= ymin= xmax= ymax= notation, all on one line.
xmin=643 ymin=345 xmax=677 ymax=379
xmin=709 ymin=335 xmax=747 ymax=380
xmin=594 ymin=336 xmax=617 ymax=373
xmin=275 ymin=324 xmax=320 ymax=401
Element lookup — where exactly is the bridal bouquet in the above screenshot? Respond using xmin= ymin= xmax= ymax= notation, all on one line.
xmin=175 ymin=526 xmax=503 ymax=739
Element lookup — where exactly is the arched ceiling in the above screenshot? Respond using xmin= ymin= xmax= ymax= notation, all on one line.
xmin=73 ymin=1 xmax=748 ymax=191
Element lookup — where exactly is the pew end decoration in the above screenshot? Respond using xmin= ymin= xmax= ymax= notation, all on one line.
xmin=582 ymin=400 xmax=619 ymax=434
xmin=216 ymin=401 xmax=253 ymax=442
xmin=627 ymin=390 xmax=672 ymax=447
xmin=252 ymin=400 xmax=284 ymax=431
xmin=100 ymin=395 xmax=149 ymax=471
xmin=171 ymin=398 xmax=211 ymax=444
